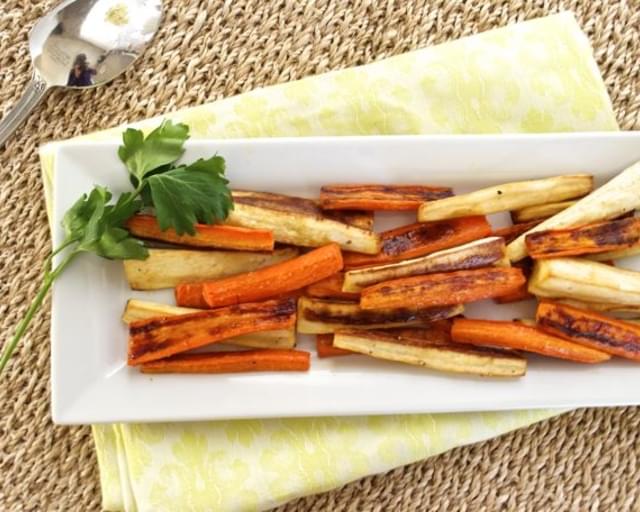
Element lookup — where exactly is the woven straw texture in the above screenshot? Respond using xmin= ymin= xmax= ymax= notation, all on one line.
xmin=1 ymin=1 xmax=639 ymax=510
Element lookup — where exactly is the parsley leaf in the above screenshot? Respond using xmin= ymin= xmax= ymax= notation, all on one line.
xmin=64 ymin=186 xmax=147 ymax=260
xmin=118 ymin=120 xmax=189 ymax=181
xmin=62 ymin=186 xmax=110 ymax=241
xmin=147 ymin=156 xmax=233 ymax=235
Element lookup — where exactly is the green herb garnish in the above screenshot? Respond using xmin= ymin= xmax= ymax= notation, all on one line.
xmin=0 ymin=120 xmax=233 ymax=374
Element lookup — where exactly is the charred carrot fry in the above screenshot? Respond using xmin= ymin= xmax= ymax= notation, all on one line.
xmin=305 ymin=273 xmax=360 ymax=300
xmin=536 ymin=301 xmax=640 ymax=362
xmin=343 ymin=216 xmax=491 ymax=268
xmin=494 ymin=259 xmax=533 ymax=304
xmin=197 ymin=244 xmax=343 ymax=309
xmin=140 ymin=349 xmax=310 ymax=374
xmin=451 ymin=318 xmax=610 ymax=363
xmin=316 ymin=334 xmax=354 ymax=358
xmin=320 ymin=184 xmax=453 ymax=211
xmin=360 ymin=267 xmax=526 ymax=310
xmin=126 ymin=215 xmax=274 ymax=251
xmin=493 ymin=221 xmax=542 ymax=244
xmin=128 ymin=298 xmax=296 ymax=365
xmin=525 ymin=217 xmax=640 ymax=259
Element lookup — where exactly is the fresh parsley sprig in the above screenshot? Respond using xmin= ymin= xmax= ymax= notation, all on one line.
xmin=0 ymin=120 xmax=233 ymax=374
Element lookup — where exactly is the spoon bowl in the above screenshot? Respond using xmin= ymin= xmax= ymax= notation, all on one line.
xmin=0 ymin=0 xmax=162 ymax=146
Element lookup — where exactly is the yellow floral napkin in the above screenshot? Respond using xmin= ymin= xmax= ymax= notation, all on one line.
xmin=40 ymin=12 xmax=617 ymax=512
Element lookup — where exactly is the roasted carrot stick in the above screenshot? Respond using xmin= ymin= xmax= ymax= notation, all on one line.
xmin=126 ymin=215 xmax=274 ymax=251
xmin=536 ymin=301 xmax=640 ymax=362
xmin=494 ymin=259 xmax=533 ymax=304
xmin=360 ymin=267 xmax=525 ymax=310
xmin=320 ymin=184 xmax=453 ymax=211
xmin=128 ymin=298 xmax=297 ymax=365
xmin=305 ymin=273 xmax=360 ymax=300
xmin=525 ymin=217 xmax=640 ymax=259
xmin=451 ymin=318 xmax=610 ymax=363
xmin=140 ymin=349 xmax=310 ymax=374
xmin=316 ymin=334 xmax=353 ymax=358
xmin=175 ymin=282 xmax=209 ymax=308
xmin=493 ymin=221 xmax=542 ymax=244
xmin=343 ymin=216 xmax=491 ymax=268
xmin=196 ymin=244 xmax=343 ymax=309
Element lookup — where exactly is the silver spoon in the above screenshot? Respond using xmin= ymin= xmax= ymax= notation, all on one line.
xmin=0 ymin=0 xmax=162 ymax=147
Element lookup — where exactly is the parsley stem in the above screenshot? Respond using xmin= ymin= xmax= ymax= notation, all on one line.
xmin=0 ymin=249 xmax=78 ymax=374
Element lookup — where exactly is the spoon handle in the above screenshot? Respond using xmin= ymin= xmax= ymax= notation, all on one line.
xmin=0 ymin=72 xmax=49 ymax=148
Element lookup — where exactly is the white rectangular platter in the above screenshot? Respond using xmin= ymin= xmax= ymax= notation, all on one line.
xmin=52 ymin=132 xmax=640 ymax=424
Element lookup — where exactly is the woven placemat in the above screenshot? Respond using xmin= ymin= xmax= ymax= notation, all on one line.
xmin=1 ymin=1 xmax=638 ymax=510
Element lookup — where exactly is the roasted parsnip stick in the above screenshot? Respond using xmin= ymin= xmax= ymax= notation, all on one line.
xmin=342 ymin=237 xmax=505 ymax=292
xmin=529 ymin=257 xmax=640 ymax=305
xmin=511 ymin=200 xmax=579 ymax=223
xmin=297 ymin=297 xmax=463 ymax=334
xmin=333 ymin=330 xmax=527 ymax=377
xmin=226 ymin=191 xmax=380 ymax=254
xmin=418 ymin=175 xmax=592 ymax=222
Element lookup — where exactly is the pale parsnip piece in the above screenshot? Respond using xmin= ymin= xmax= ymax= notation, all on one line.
xmin=529 ymin=257 xmax=640 ymax=305
xmin=418 ymin=175 xmax=592 ymax=222
xmin=123 ymin=299 xmax=296 ymax=349
xmin=508 ymin=161 xmax=640 ymax=261
xmin=296 ymin=297 xmax=463 ymax=334
xmin=587 ymin=244 xmax=640 ymax=261
xmin=511 ymin=200 xmax=579 ymax=223
xmin=333 ymin=331 xmax=526 ymax=377
xmin=342 ymin=237 xmax=506 ymax=293
xmin=226 ymin=191 xmax=380 ymax=254
xmin=123 ymin=247 xmax=298 ymax=290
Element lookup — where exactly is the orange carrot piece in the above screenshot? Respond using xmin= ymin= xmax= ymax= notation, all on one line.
xmin=360 ymin=267 xmax=525 ymax=310
xmin=128 ymin=298 xmax=296 ymax=365
xmin=316 ymin=334 xmax=353 ymax=358
xmin=305 ymin=273 xmax=360 ymax=300
xmin=320 ymin=184 xmax=453 ymax=211
xmin=126 ymin=215 xmax=274 ymax=251
xmin=175 ymin=284 xmax=303 ymax=308
xmin=525 ymin=217 xmax=640 ymax=259
xmin=536 ymin=301 xmax=640 ymax=362
xmin=174 ymin=282 xmax=209 ymax=308
xmin=451 ymin=318 xmax=610 ymax=363
xmin=197 ymin=244 xmax=343 ymax=308
xmin=140 ymin=349 xmax=310 ymax=374
xmin=493 ymin=220 xmax=541 ymax=244
xmin=343 ymin=216 xmax=491 ymax=268
xmin=494 ymin=259 xmax=533 ymax=304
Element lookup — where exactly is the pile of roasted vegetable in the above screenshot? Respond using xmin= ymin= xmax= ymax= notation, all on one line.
xmin=123 ymin=160 xmax=640 ymax=377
